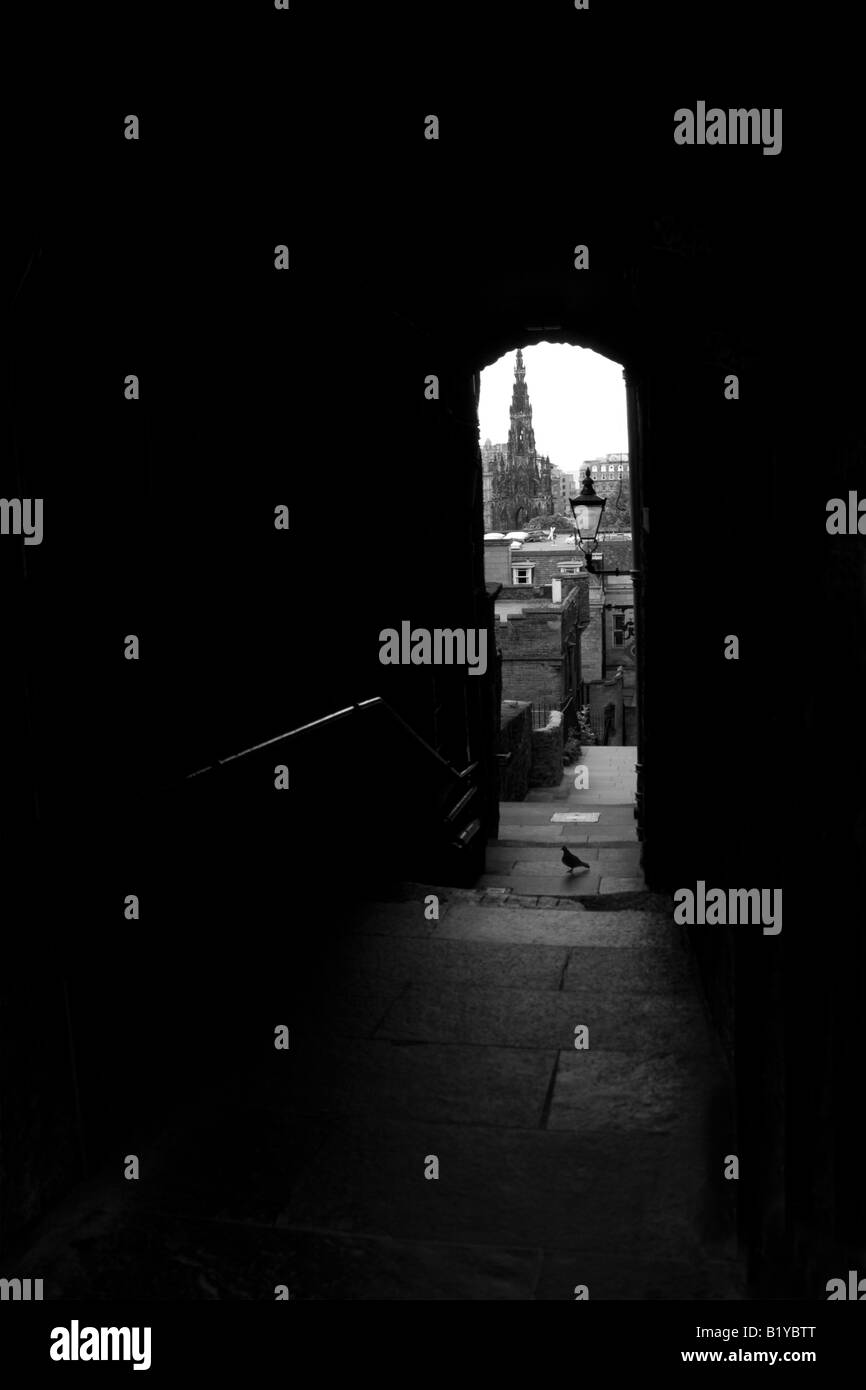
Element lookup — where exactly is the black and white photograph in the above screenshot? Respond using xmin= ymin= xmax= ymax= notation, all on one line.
xmin=2 ymin=1 xmax=865 ymax=1369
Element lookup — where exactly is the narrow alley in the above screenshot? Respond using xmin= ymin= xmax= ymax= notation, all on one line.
xmin=4 ymin=749 xmax=742 ymax=1300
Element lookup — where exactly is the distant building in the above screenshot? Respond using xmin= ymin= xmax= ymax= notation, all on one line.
xmin=484 ymin=536 xmax=589 ymax=731
xmin=579 ymin=453 xmax=631 ymax=535
xmin=578 ymin=531 xmax=637 ymax=745
xmin=584 ymin=452 xmax=628 ymax=483
xmin=482 ymin=350 xmax=553 ymax=531
xmin=481 ymin=439 xmax=508 ymax=533
xmin=550 ymin=466 xmax=577 ymax=515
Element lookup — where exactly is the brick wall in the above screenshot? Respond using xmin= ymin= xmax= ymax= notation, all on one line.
xmin=500 ymin=659 xmax=563 ymax=706
xmin=498 ymin=700 xmax=532 ymax=800
xmin=495 ymin=583 xmax=587 ymax=709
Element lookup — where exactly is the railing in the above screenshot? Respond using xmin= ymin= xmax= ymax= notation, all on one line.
xmin=178 ymin=695 xmax=489 ymax=888
xmin=186 ymin=696 xmax=477 ymax=786
xmin=530 ymin=700 xmax=556 ymax=730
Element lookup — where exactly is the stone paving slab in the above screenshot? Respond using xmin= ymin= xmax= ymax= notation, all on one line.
xmin=594 ymin=850 xmax=644 ymax=872
xmin=377 ymin=986 xmax=592 ymax=1050
xmin=561 ymin=945 xmax=696 ymax=995
xmin=556 ymin=793 xmax=637 ymax=805
xmin=496 ymin=826 xmax=589 ymax=844
xmin=600 ymin=877 xmax=645 ymax=894
xmin=546 ymin=1050 xmax=721 ymax=1136
xmin=495 ymin=829 xmax=639 ymax=848
xmin=436 ymin=906 xmax=676 ymax=948
xmin=533 ymin=1251 xmax=744 ymax=1300
xmin=333 ymin=937 xmax=570 ymax=991
xmin=511 ymin=859 xmax=601 ymax=877
xmin=488 ymin=845 xmax=601 ymax=866
xmin=340 ymin=901 xmax=447 ymax=938
xmin=5 ymin=1204 xmax=309 ymax=1300
xmin=291 ymin=984 xmax=409 ymax=1040
xmin=282 ymin=1039 xmax=557 ymax=1129
xmin=501 ymin=805 xmax=636 ymax=827
xmin=270 ymin=1229 xmax=543 ymax=1300
xmin=279 ymin=1119 xmax=698 ymax=1256
xmin=375 ymin=984 xmax=715 ymax=1054
xmin=585 ymin=828 xmax=638 ymax=844
xmin=3 ymin=1202 xmax=542 ymax=1301
xmin=596 ymin=847 xmax=642 ymax=865
xmin=568 ymin=991 xmax=716 ymax=1055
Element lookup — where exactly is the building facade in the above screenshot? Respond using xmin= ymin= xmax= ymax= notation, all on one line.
xmin=550 ymin=466 xmax=577 ymax=515
xmin=580 ymin=453 xmax=631 ymax=534
xmin=585 ymin=452 xmax=628 ymax=483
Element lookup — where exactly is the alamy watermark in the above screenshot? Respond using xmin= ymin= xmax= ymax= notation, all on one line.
xmin=379 ymin=624 xmax=487 ymax=676
xmin=0 ymin=498 xmax=43 ymax=545
xmin=0 ymin=1277 xmax=43 ymax=1300
xmin=674 ymin=104 xmax=782 ymax=157
xmin=674 ymin=882 xmax=782 ymax=935
xmin=50 ymin=1321 xmax=151 ymax=1371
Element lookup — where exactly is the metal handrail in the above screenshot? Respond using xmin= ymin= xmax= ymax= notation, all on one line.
xmin=186 ymin=696 xmax=477 ymax=785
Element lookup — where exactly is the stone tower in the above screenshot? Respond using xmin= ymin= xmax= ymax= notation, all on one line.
xmin=507 ymin=347 xmax=537 ymax=461
xmin=486 ymin=348 xmax=554 ymax=531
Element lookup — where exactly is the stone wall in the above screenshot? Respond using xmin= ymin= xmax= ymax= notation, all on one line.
xmin=582 ymin=599 xmax=604 ymax=682
xmin=0 ymin=987 xmax=81 ymax=1250
xmin=530 ymin=710 xmax=564 ymax=788
xmin=498 ymin=700 xmax=532 ymax=800
xmin=588 ymin=676 xmax=626 ymax=742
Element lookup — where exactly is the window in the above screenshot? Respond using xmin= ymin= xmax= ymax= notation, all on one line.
xmin=613 ymin=612 xmax=626 ymax=647
xmin=512 ymin=565 xmax=534 ymax=585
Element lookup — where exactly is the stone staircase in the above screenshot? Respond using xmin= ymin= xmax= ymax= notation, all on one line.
xmin=490 ymin=746 xmax=644 ymax=902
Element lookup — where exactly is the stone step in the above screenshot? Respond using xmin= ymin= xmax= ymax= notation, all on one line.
xmin=279 ymin=1117 xmax=736 ymax=1260
xmin=374 ymin=980 xmax=716 ymax=1053
xmin=430 ymin=905 xmax=678 ymax=947
xmin=479 ymin=872 xmax=604 ymax=898
xmin=488 ymin=845 xmax=642 ymax=866
xmin=496 ymin=829 xmax=638 ymax=847
xmin=500 ymin=804 xmax=636 ymax=822
xmin=488 ymin=845 xmax=641 ymax=865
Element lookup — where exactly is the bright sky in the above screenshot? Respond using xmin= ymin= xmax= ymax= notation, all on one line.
xmin=478 ymin=343 xmax=628 ymax=473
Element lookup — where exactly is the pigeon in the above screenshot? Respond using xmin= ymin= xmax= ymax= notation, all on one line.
xmin=562 ymin=846 xmax=591 ymax=874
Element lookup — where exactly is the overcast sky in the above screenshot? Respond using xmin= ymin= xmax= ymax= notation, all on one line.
xmin=478 ymin=343 xmax=628 ymax=474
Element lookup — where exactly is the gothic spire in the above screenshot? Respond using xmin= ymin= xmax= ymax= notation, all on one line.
xmin=508 ymin=347 xmax=535 ymax=457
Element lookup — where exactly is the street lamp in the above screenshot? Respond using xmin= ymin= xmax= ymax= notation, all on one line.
xmin=568 ymin=468 xmax=640 ymax=577
xmin=569 ymin=470 xmax=607 ymax=573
